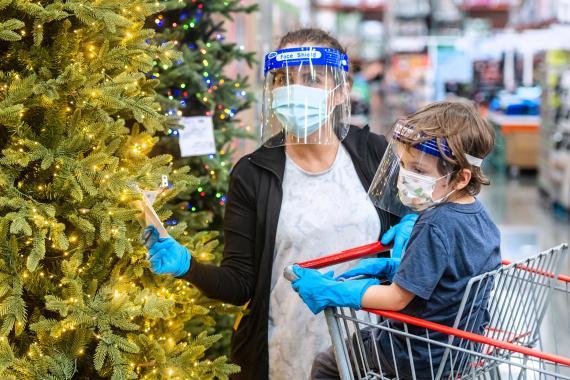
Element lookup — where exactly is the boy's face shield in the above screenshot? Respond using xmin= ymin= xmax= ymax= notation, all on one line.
xmin=367 ymin=121 xmax=456 ymax=216
xmin=261 ymin=47 xmax=351 ymax=147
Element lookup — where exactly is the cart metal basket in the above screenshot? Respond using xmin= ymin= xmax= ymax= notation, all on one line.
xmin=286 ymin=242 xmax=570 ymax=379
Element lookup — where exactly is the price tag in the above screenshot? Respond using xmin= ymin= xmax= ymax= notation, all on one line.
xmin=128 ymin=181 xmax=169 ymax=239
xmin=178 ymin=116 xmax=216 ymax=157
xmin=141 ymin=190 xmax=160 ymax=205
xmin=140 ymin=190 xmax=169 ymax=238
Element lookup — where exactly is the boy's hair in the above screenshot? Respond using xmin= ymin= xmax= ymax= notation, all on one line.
xmin=399 ymin=100 xmax=495 ymax=196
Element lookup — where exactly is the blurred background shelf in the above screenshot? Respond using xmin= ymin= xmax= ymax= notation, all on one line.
xmin=241 ymin=0 xmax=570 ymax=218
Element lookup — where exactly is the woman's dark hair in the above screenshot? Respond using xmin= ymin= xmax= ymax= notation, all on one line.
xmin=277 ymin=28 xmax=347 ymax=55
xmin=276 ymin=28 xmax=351 ymax=87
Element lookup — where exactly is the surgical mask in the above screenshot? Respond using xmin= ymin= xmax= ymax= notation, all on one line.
xmin=397 ymin=167 xmax=455 ymax=211
xmin=271 ymin=84 xmax=333 ymax=138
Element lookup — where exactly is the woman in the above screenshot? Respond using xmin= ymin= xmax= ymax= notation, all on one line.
xmin=145 ymin=28 xmax=416 ymax=379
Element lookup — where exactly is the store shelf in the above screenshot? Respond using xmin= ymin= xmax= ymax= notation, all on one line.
xmin=513 ymin=18 xmax=558 ymax=31
xmin=390 ymin=36 xmax=428 ymax=52
xmin=460 ymin=3 xmax=510 ymax=12
xmin=313 ymin=3 xmax=385 ymax=21
xmin=313 ymin=4 xmax=385 ymax=13
xmin=394 ymin=11 xmax=430 ymax=19
xmin=487 ymin=112 xmax=541 ymax=129
xmin=487 ymin=111 xmax=541 ymax=170
xmin=460 ymin=3 xmax=510 ymax=28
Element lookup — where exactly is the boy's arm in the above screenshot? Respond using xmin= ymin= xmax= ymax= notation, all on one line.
xmin=362 ymin=222 xmax=449 ymax=311
xmin=361 ymin=283 xmax=415 ymax=311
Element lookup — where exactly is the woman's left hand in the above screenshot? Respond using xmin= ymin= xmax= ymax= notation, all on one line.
xmin=381 ymin=213 xmax=419 ymax=258
xmin=143 ymin=225 xmax=192 ymax=277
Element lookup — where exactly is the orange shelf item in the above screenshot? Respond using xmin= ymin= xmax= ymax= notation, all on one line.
xmin=487 ymin=111 xmax=540 ymax=134
xmin=501 ymin=124 xmax=540 ymax=134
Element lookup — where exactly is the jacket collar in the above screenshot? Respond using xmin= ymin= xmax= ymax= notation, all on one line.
xmin=248 ymin=125 xmax=369 ymax=183
xmin=342 ymin=124 xmax=368 ymax=162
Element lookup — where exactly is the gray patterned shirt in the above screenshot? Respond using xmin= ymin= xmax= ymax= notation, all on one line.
xmin=268 ymin=145 xmax=381 ymax=379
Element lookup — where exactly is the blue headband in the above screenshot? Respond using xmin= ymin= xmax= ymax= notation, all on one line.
xmin=393 ymin=120 xmax=484 ymax=166
xmin=412 ymin=139 xmax=453 ymax=159
xmin=393 ymin=122 xmax=454 ymax=160
xmin=264 ymin=47 xmax=349 ymax=75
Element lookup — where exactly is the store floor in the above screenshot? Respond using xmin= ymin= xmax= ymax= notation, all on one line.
xmin=480 ymin=172 xmax=570 ymax=259
xmin=479 ymin=172 xmax=570 ymax=365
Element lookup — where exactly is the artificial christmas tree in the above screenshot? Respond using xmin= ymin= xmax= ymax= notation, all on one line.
xmin=149 ymin=1 xmax=257 ymax=356
xmin=0 ymin=1 xmax=238 ymax=378
xmin=151 ymin=0 xmax=256 ymax=233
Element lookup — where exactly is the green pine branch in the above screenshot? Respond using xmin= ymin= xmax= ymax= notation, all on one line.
xmin=0 ymin=0 xmax=239 ymax=378
xmin=149 ymin=0 xmax=258 ymax=360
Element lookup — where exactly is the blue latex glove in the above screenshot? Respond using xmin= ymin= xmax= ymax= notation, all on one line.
xmin=291 ymin=266 xmax=380 ymax=314
xmin=335 ymin=258 xmax=400 ymax=281
xmin=381 ymin=213 xmax=419 ymax=258
xmin=143 ymin=225 xmax=191 ymax=276
xmin=142 ymin=224 xmax=160 ymax=250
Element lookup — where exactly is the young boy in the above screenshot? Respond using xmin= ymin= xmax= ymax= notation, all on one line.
xmin=291 ymin=100 xmax=501 ymax=379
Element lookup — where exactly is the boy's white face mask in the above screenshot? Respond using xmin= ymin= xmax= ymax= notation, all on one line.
xmin=397 ymin=167 xmax=455 ymax=211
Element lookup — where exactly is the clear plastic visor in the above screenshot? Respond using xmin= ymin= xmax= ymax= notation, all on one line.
xmin=368 ymin=139 xmax=454 ymax=216
xmin=260 ymin=49 xmax=350 ymax=147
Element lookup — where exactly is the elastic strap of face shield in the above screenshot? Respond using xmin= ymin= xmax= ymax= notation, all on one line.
xmin=464 ymin=154 xmax=483 ymax=167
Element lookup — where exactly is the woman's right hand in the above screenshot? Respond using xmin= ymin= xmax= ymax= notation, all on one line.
xmin=143 ymin=225 xmax=192 ymax=277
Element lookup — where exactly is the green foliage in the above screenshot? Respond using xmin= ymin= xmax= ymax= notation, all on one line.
xmin=0 ymin=19 xmax=25 ymax=42
xmin=0 ymin=0 xmax=239 ymax=378
xmin=149 ymin=0 xmax=257 ymax=359
xmin=151 ymin=0 xmax=257 ymax=232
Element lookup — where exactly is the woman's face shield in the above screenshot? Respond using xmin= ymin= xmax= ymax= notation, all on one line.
xmin=272 ymin=65 xmax=333 ymax=89
xmin=261 ymin=47 xmax=351 ymax=147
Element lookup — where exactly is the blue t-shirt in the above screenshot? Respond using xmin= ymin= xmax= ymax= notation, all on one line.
xmin=374 ymin=200 xmax=501 ymax=378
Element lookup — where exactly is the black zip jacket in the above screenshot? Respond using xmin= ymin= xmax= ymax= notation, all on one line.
xmin=182 ymin=125 xmax=397 ymax=379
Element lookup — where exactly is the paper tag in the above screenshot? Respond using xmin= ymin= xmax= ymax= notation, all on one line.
xmin=142 ymin=190 xmax=160 ymax=205
xmin=178 ymin=116 xmax=216 ymax=157
xmin=161 ymin=175 xmax=169 ymax=189
xmin=139 ymin=191 xmax=169 ymax=239
xmin=127 ymin=182 xmax=168 ymax=238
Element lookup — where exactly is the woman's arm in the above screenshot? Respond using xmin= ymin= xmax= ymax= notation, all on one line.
xmin=182 ymin=165 xmax=256 ymax=306
xmin=360 ymin=283 xmax=415 ymax=311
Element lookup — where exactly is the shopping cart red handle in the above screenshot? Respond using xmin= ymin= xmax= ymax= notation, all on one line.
xmin=501 ymin=259 xmax=570 ymax=283
xmin=365 ymin=309 xmax=570 ymax=367
xmin=283 ymin=241 xmax=392 ymax=281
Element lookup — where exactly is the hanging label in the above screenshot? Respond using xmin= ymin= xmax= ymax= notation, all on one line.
xmin=140 ymin=190 xmax=169 ymax=238
xmin=127 ymin=182 xmax=169 ymax=238
xmin=142 ymin=190 xmax=160 ymax=205
xmin=178 ymin=116 xmax=216 ymax=157
xmin=161 ymin=175 xmax=169 ymax=189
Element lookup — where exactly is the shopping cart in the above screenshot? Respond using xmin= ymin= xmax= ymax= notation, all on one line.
xmin=285 ymin=242 xmax=570 ymax=379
